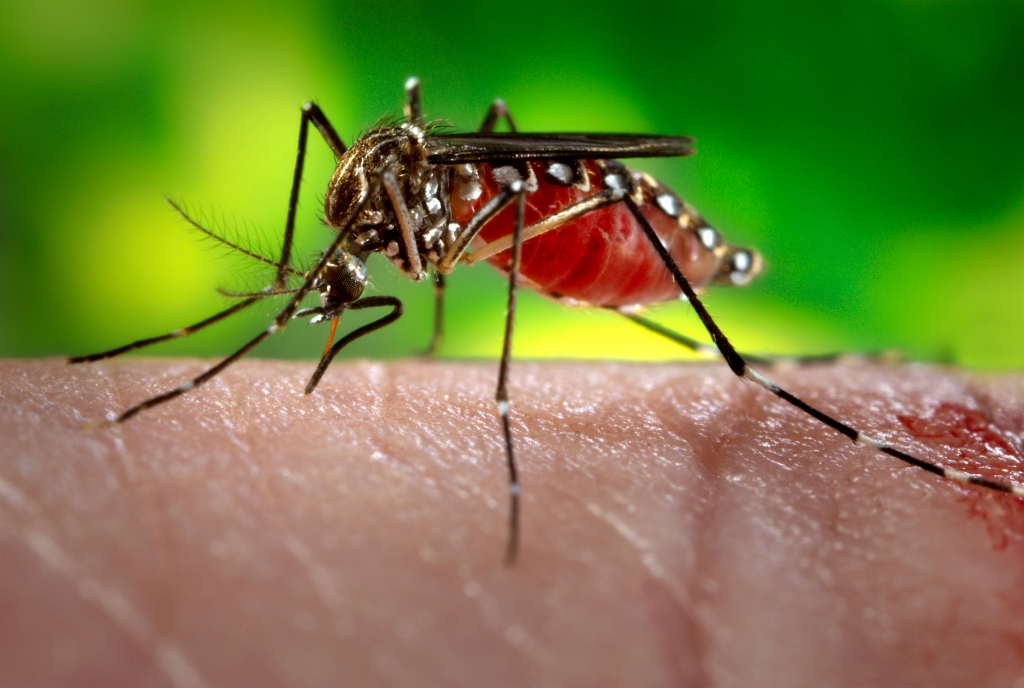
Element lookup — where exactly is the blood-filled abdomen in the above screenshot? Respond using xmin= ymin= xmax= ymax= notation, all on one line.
xmin=449 ymin=160 xmax=723 ymax=308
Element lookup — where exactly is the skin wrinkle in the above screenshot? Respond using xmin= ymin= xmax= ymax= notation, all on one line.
xmin=547 ymin=367 xmax=712 ymax=685
xmin=684 ymin=386 xmax=746 ymax=687
xmin=564 ymin=484 xmax=695 ymax=613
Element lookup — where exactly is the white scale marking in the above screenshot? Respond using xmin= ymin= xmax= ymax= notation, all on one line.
xmin=424 ymin=175 xmax=438 ymax=197
xmin=492 ymin=166 xmax=522 ymax=187
xmin=546 ymin=162 xmax=573 ymax=184
xmin=733 ymin=251 xmax=752 ymax=272
xmin=697 ymin=226 xmax=720 ymax=250
xmin=604 ymin=174 xmax=626 ymax=191
xmin=656 ymin=193 xmax=682 ymax=217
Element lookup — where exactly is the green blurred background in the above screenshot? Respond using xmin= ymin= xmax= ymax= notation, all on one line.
xmin=1 ymin=0 xmax=1022 ymax=368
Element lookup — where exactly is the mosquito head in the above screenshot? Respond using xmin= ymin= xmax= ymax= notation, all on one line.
xmin=320 ymin=249 xmax=367 ymax=309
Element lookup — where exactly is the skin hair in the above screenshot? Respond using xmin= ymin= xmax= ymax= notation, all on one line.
xmin=2 ymin=357 xmax=1023 ymax=687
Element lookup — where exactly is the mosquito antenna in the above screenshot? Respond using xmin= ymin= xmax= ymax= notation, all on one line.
xmin=218 ymin=287 xmax=301 ymax=299
xmin=169 ymin=199 xmax=306 ymax=278
xmin=623 ymin=195 xmax=1024 ymax=500
xmin=71 ymin=198 xmax=311 ymax=366
xmin=69 ymin=296 xmax=262 ymax=363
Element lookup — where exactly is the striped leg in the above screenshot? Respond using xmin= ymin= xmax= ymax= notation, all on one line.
xmin=88 ymin=324 xmax=277 ymax=427
xmin=69 ymin=296 xmax=263 ymax=364
xmin=622 ymin=195 xmax=1024 ymax=501
xmin=71 ymin=102 xmax=345 ymax=365
xmin=495 ymin=180 xmax=528 ymax=564
xmin=619 ymin=311 xmax=902 ymax=367
xmin=279 ymin=102 xmax=346 ymax=287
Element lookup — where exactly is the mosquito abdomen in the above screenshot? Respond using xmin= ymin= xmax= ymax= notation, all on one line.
xmin=452 ymin=160 xmax=739 ymax=307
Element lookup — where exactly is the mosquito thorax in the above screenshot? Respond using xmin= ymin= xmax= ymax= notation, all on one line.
xmin=322 ymin=126 xmax=451 ymax=278
xmin=326 ymin=130 xmax=407 ymax=225
xmin=320 ymin=249 xmax=367 ymax=309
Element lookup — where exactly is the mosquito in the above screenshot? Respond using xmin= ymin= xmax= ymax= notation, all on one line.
xmin=71 ymin=77 xmax=1024 ymax=563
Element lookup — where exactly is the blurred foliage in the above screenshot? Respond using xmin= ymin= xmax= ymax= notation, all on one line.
xmin=1 ymin=0 xmax=1022 ymax=368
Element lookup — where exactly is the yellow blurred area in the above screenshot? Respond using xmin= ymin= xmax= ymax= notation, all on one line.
xmin=877 ymin=199 xmax=1024 ymax=368
xmin=58 ymin=190 xmax=221 ymax=337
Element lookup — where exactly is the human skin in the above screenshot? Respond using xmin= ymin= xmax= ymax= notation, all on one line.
xmin=1 ymin=357 xmax=1023 ymax=687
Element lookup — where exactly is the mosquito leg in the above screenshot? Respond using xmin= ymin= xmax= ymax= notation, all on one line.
xmin=73 ymin=130 xmax=324 ymax=365
xmin=621 ymin=310 xmax=764 ymax=362
xmin=495 ymin=181 xmax=528 ymax=564
xmin=621 ymin=312 xmax=902 ymax=367
xmin=95 ymin=323 xmax=280 ymax=426
xmin=460 ymin=188 xmax=624 ymax=266
xmin=73 ymin=105 xmax=350 ymax=395
xmin=69 ymin=296 xmax=262 ymax=363
xmin=382 ymin=170 xmax=425 ymax=279
xmin=423 ymin=269 xmax=445 ymax=357
xmin=404 ymin=77 xmax=423 ymax=126
xmin=278 ymin=102 xmax=347 ymax=288
xmin=622 ymin=195 xmax=1024 ymax=500
xmin=479 ymin=99 xmax=517 ymax=133
xmin=436 ymin=185 xmax=521 ymax=273
xmin=304 ymin=295 xmax=404 ymax=394
xmin=618 ymin=311 xmax=782 ymax=366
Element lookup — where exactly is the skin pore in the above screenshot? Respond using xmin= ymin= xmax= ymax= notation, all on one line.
xmin=1 ymin=357 xmax=1023 ymax=687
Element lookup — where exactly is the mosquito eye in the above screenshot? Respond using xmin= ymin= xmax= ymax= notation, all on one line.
xmin=323 ymin=252 xmax=367 ymax=304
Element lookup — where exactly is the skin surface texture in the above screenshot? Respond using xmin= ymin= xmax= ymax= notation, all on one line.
xmin=1 ymin=357 xmax=1023 ymax=687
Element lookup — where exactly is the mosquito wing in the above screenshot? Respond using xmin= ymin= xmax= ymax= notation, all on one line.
xmin=425 ymin=133 xmax=696 ymax=164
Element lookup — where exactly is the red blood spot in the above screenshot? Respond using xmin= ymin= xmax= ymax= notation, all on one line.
xmin=898 ymin=402 xmax=1024 ymax=550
